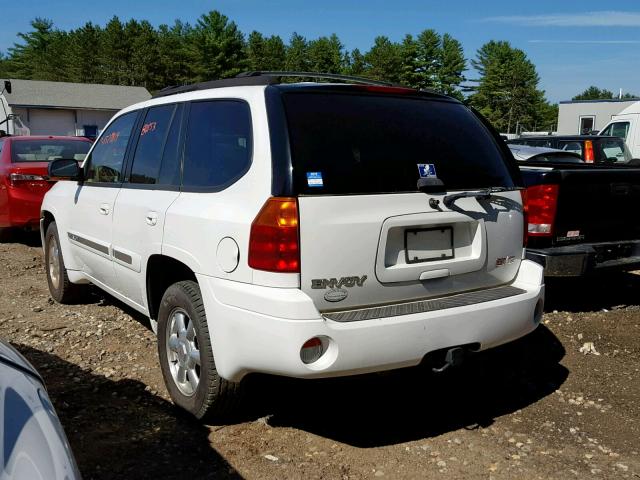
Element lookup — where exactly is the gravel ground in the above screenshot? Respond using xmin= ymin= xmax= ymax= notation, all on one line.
xmin=0 ymin=231 xmax=639 ymax=479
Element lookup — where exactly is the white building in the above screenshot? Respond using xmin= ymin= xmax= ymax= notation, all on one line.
xmin=557 ymin=98 xmax=639 ymax=135
xmin=0 ymin=79 xmax=150 ymax=137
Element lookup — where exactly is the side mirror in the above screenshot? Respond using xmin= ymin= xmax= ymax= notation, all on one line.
xmin=3 ymin=80 xmax=11 ymax=95
xmin=48 ymin=159 xmax=83 ymax=181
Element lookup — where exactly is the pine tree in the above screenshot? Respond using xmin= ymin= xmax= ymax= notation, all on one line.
xmin=189 ymin=11 xmax=246 ymax=81
xmin=398 ymin=34 xmax=420 ymax=87
xmin=364 ymin=36 xmax=402 ymax=83
xmin=157 ymin=21 xmax=195 ymax=87
xmin=438 ymin=33 xmax=465 ymax=99
xmin=345 ymin=48 xmax=366 ymax=76
xmin=99 ymin=16 xmax=129 ymax=84
xmin=247 ymin=32 xmax=285 ymax=71
xmin=64 ymin=23 xmax=103 ymax=83
xmin=7 ymin=18 xmax=69 ymax=80
xmin=572 ymin=86 xmax=615 ymax=101
xmin=285 ymin=32 xmax=310 ymax=72
xmin=307 ymin=34 xmax=344 ymax=73
xmin=469 ymin=41 xmax=546 ymax=133
xmin=414 ymin=29 xmax=441 ymax=90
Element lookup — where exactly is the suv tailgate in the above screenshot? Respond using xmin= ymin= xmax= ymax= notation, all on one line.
xmin=278 ymin=88 xmax=526 ymax=312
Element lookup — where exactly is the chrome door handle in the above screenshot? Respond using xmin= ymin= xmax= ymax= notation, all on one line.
xmin=99 ymin=204 xmax=110 ymax=215
xmin=145 ymin=212 xmax=158 ymax=226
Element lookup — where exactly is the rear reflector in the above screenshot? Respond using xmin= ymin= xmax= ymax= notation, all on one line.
xmin=525 ymin=184 xmax=559 ymax=237
xmin=300 ymin=337 xmax=325 ymax=364
xmin=584 ymin=140 xmax=595 ymax=163
xmin=248 ymin=197 xmax=300 ymax=273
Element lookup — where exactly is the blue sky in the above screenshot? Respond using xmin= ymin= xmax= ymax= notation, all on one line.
xmin=2 ymin=0 xmax=640 ymax=102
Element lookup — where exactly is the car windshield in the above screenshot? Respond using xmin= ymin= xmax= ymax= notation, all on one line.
xmin=11 ymin=139 xmax=91 ymax=163
xmin=281 ymin=92 xmax=515 ymax=195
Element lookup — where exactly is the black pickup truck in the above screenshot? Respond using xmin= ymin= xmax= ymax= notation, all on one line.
xmin=511 ymin=145 xmax=640 ymax=276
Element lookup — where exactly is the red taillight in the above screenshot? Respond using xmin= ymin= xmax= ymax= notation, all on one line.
xmin=520 ymin=189 xmax=528 ymax=247
xmin=525 ymin=184 xmax=559 ymax=237
xmin=584 ymin=140 xmax=595 ymax=163
xmin=248 ymin=197 xmax=300 ymax=273
xmin=9 ymin=173 xmax=47 ymax=187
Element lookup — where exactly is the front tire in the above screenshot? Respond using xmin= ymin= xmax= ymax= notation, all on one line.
xmin=45 ymin=222 xmax=85 ymax=304
xmin=157 ymin=280 xmax=242 ymax=420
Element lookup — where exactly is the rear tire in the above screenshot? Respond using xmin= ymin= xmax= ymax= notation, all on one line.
xmin=45 ymin=222 xmax=86 ymax=304
xmin=0 ymin=227 xmax=14 ymax=243
xmin=157 ymin=280 xmax=242 ymax=420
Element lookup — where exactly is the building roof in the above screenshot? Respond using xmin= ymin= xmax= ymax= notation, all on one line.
xmin=559 ymin=98 xmax=639 ymax=105
xmin=616 ymin=101 xmax=640 ymax=116
xmin=1 ymin=79 xmax=151 ymax=110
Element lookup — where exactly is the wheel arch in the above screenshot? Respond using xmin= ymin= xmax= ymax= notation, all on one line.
xmin=146 ymin=254 xmax=198 ymax=321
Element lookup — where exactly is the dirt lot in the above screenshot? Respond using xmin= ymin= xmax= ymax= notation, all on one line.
xmin=0 ymin=232 xmax=639 ymax=479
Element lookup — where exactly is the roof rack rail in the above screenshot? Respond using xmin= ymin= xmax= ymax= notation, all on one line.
xmin=153 ymin=71 xmax=399 ymax=98
xmin=152 ymin=75 xmax=279 ymax=98
xmin=236 ymin=71 xmax=394 ymax=87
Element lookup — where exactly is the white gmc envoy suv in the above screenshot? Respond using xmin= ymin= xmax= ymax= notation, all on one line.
xmin=41 ymin=72 xmax=545 ymax=419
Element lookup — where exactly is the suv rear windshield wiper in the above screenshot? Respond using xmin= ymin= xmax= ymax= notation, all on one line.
xmin=443 ymin=186 xmax=523 ymax=208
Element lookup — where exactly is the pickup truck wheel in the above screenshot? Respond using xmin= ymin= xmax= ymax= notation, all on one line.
xmin=157 ymin=280 xmax=242 ymax=420
xmin=45 ymin=222 xmax=85 ymax=304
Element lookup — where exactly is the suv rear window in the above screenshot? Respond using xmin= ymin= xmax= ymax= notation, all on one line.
xmin=281 ymin=92 xmax=515 ymax=195
xmin=10 ymin=139 xmax=91 ymax=163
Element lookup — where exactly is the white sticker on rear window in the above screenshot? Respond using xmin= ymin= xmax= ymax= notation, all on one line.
xmin=417 ymin=164 xmax=437 ymax=178
xmin=307 ymin=172 xmax=323 ymax=187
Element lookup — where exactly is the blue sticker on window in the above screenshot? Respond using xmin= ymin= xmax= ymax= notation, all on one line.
xmin=307 ymin=172 xmax=324 ymax=187
xmin=417 ymin=164 xmax=437 ymax=178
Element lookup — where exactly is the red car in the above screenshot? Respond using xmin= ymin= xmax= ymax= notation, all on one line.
xmin=0 ymin=136 xmax=92 ymax=236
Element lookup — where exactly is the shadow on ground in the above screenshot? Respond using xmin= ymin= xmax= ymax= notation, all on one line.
xmin=14 ymin=344 xmax=241 ymax=480
xmin=0 ymin=229 xmax=42 ymax=247
xmin=244 ymin=325 xmax=568 ymax=448
xmin=545 ymin=272 xmax=640 ymax=313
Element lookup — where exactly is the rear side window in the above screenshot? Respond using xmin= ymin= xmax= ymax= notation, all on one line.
xmin=558 ymin=141 xmax=583 ymax=156
xmin=182 ymin=101 xmax=252 ymax=190
xmin=599 ymin=139 xmax=631 ymax=163
xmin=281 ymin=93 xmax=515 ymax=194
xmin=10 ymin=140 xmax=90 ymax=163
xmin=129 ymin=104 xmax=182 ymax=185
xmin=86 ymin=112 xmax=137 ymax=184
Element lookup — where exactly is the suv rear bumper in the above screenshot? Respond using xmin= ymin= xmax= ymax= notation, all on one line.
xmin=526 ymin=240 xmax=640 ymax=277
xmin=198 ymin=260 xmax=545 ymax=382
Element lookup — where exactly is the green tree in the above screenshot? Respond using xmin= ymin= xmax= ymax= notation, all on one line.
xmin=469 ymin=40 xmax=545 ymax=133
xmin=189 ymin=11 xmax=246 ymax=81
xmin=364 ymin=36 xmax=402 ymax=83
xmin=246 ymin=31 xmax=286 ymax=71
xmin=307 ymin=34 xmax=344 ymax=73
xmin=157 ymin=21 xmax=196 ymax=87
xmin=438 ymin=33 xmax=465 ymax=99
xmin=7 ymin=18 xmax=69 ymax=80
xmin=64 ymin=23 xmax=103 ymax=83
xmin=398 ymin=34 xmax=420 ymax=87
xmin=414 ymin=29 xmax=441 ymax=90
xmin=99 ymin=16 xmax=129 ymax=84
xmin=285 ymin=32 xmax=310 ymax=71
xmin=345 ymin=48 xmax=366 ymax=76
xmin=572 ymin=86 xmax=615 ymax=101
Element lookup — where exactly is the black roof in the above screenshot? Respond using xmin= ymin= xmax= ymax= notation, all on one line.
xmin=152 ymin=71 xmax=454 ymax=102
